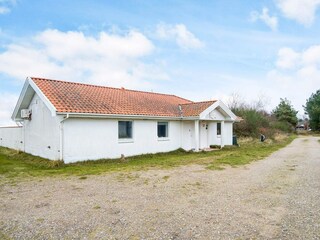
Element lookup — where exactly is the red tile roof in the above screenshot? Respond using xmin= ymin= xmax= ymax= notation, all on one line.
xmin=31 ymin=77 xmax=215 ymax=117
xmin=181 ymin=101 xmax=216 ymax=117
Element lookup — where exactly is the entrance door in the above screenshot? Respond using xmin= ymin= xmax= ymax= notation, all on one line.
xmin=199 ymin=121 xmax=208 ymax=149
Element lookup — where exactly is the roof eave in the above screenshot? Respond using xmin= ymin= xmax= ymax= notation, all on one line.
xmin=56 ymin=112 xmax=200 ymax=120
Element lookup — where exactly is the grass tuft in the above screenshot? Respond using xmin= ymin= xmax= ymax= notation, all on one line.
xmin=0 ymin=135 xmax=296 ymax=182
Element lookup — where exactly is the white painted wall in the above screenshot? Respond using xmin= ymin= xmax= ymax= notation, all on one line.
xmin=0 ymin=127 xmax=23 ymax=151
xmin=208 ymin=122 xmax=220 ymax=146
xmin=207 ymin=121 xmax=233 ymax=146
xmin=63 ymin=118 xmax=183 ymax=163
xmin=23 ymin=94 xmax=61 ymax=160
xmin=224 ymin=122 xmax=233 ymax=145
xmin=206 ymin=109 xmax=225 ymax=120
xmin=49 ymin=114 xmax=232 ymax=162
xmin=0 ymin=96 xmax=235 ymax=162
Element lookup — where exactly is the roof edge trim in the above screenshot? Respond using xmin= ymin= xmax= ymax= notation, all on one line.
xmin=199 ymin=100 xmax=237 ymax=120
xmin=56 ymin=112 xmax=200 ymax=120
xmin=11 ymin=78 xmax=31 ymax=121
xmin=28 ymin=77 xmax=57 ymax=117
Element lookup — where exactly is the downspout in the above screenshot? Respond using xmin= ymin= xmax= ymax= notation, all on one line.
xmin=59 ymin=114 xmax=69 ymax=161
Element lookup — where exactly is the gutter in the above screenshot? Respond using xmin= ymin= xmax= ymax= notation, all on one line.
xmin=59 ymin=114 xmax=69 ymax=161
xmin=56 ymin=112 xmax=200 ymax=121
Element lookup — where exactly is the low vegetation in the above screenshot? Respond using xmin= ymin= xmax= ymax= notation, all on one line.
xmin=0 ymin=134 xmax=295 ymax=182
xmin=229 ymin=94 xmax=298 ymax=138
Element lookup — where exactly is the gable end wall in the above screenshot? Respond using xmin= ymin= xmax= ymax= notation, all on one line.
xmin=23 ymin=94 xmax=61 ymax=160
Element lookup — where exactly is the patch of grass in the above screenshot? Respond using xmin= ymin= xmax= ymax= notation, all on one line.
xmin=206 ymin=135 xmax=296 ymax=170
xmin=0 ymin=231 xmax=11 ymax=240
xmin=78 ymin=176 xmax=87 ymax=180
xmin=0 ymin=135 xmax=296 ymax=182
xmin=93 ymin=205 xmax=101 ymax=209
xmin=162 ymin=175 xmax=170 ymax=181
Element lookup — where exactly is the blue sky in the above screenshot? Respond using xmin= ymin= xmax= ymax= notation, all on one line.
xmin=1 ymin=0 xmax=320 ymax=125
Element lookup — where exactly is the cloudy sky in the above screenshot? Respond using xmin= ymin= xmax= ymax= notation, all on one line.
xmin=0 ymin=0 xmax=320 ymax=125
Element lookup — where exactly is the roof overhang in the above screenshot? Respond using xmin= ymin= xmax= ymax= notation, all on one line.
xmin=56 ymin=112 xmax=200 ymax=121
xmin=11 ymin=77 xmax=57 ymax=121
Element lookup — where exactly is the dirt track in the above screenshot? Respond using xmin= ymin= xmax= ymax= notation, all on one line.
xmin=1 ymin=136 xmax=320 ymax=239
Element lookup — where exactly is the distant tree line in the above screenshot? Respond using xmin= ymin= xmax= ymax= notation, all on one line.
xmin=229 ymin=89 xmax=320 ymax=137
xmin=229 ymin=93 xmax=298 ymax=138
xmin=304 ymin=90 xmax=320 ymax=131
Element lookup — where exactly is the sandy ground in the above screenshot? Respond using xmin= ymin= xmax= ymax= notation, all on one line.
xmin=0 ymin=136 xmax=320 ymax=239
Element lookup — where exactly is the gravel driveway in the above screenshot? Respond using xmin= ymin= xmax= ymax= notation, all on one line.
xmin=1 ymin=136 xmax=320 ymax=239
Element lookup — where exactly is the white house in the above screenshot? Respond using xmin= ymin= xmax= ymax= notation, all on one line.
xmin=0 ymin=77 xmax=238 ymax=163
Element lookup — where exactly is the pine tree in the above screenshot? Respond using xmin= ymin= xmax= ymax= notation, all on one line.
xmin=272 ymin=98 xmax=298 ymax=127
xmin=304 ymin=90 xmax=320 ymax=131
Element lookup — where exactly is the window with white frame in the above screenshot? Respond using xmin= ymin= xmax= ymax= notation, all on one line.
xmin=157 ymin=122 xmax=168 ymax=138
xmin=217 ymin=122 xmax=221 ymax=135
xmin=118 ymin=121 xmax=133 ymax=139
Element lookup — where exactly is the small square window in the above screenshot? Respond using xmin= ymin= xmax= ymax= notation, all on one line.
xmin=157 ymin=122 xmax=168 ymax=138
xmin=217 ymin=122 xmax=221 ymax=135
xmin=118 ymin=121 xmax=132 ymax=139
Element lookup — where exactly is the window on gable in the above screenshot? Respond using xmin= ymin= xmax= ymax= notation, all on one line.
xmin=157 ymin=122 xmax=168 ymax=138
xmin=118 ymin=121 xmax=133 ymax=139
xmin=217 ymin=122 xmax=221 ymax=135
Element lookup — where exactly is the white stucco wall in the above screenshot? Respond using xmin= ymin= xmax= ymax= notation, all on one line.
xmin=62 ymin=118 xmax=183 ymax=163
xmin=1 ymin=95 xmax=235 ymax=162
xmin=23 ymin=94 xmax=61 ymax=160
xmin=0 ymin=127 xmax=23 ymax=151
xmin=224 ymin=122 xmax=233 ymax=145
xmin=208 ymin=121 xmax=233 ymax=146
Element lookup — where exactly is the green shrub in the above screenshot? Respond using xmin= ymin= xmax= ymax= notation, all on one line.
xmin=270 ymin=121 xmax=293 ymax=133
xmin=233 ymin=108 xmax=269 ymax=137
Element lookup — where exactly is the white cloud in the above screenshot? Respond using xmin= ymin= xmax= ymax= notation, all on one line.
xmin=0 ymin=28 xmax=171 ymax=125
xmin=0 ymin=29 xmax=169 ymax=89
xmin=276 ymin=45 xmax=320 ymax=69
xmin=276 ymin=47 xmax=300 ymax=69
xmin=0 ymin=92 xmax=18 ymax=126
xmin=301 ymin=45 xmax=320 ymax=65
xmin=0 ymin=0 xmax=15 ymax=15
xmin=276 ymin=0 xmax=320 ymax=26
xmin=156 ymin=23 xmax=204 ymax=49
xmin=250 ymin=7 xmax=278 ymax=31
xmin=268 ymin=44 xmax=320 ymax=114
xmin=0 ymin=6 xmax=10 ymax=14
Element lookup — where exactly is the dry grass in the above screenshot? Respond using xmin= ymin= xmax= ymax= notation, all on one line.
xmin=0 ymin=134 xmax=296 ymax=182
